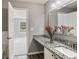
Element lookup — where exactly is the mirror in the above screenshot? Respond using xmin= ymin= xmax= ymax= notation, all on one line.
xmin=48 ymin=1 xmax=77 ymax=36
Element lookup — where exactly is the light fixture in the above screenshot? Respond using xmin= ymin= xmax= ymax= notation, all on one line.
xmin=51 ymin=4 xmax=56 ymax=8
xmin=51 ymin=0 xmax=62 ymax=10
xmin=56 ymin=1 xmax=61 ymax=4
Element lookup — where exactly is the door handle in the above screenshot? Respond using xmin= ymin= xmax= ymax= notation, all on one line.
xmin=7 ymin=37 xmax=12 ymax=40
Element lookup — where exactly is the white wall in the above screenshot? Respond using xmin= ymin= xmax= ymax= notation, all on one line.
xmin=14 ymin=2 xmax=45 ymax=35
xmin=58 ymin=12 xmax=77 ymax=35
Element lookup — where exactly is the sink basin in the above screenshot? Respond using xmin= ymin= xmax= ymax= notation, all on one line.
xmin=54 ymin=47 xmax=77 ymax=58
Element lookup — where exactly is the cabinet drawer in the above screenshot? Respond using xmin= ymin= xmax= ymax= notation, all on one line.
xmin=44 ymin=48 xmax=55 ymax=59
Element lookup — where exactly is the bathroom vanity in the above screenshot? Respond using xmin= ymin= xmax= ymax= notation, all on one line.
xmin=33 ymin=35 xmax=77 ymax=59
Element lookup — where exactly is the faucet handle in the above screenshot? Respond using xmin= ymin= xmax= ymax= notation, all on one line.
xmin=73 ymin=43 xmax=77 ymax=50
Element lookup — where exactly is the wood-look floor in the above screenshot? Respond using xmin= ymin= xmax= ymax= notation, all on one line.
xmin=29 ymin=53 xmax=44 ymax=59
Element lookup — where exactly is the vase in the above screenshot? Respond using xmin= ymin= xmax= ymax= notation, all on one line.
xmin=62 ymin=29 xmax=69 ymax=35
xmin=50 ymin=36 xmax=53 ymax=43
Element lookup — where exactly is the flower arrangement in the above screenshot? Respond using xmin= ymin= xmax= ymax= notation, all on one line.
xmin=60 ymin=25 xmax=74 ymax=34
xmin=45 ymin=26 xmax=59 ymax=43
xmin=45 ymin=25 xmax=74 ymax=43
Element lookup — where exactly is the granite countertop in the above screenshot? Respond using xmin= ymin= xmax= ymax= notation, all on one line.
xmin=33 ymin=35 xmax=77 ymax=59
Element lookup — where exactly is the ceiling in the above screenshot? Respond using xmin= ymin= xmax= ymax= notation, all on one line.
xmin=16 ymin=0 xmax=48 ymax=4
xmin=58 ymin=1 xmax=77 ymax=13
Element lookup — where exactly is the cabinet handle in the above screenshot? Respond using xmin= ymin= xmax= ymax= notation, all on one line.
xmin=52 ymin=55 xmax=53 ymax=56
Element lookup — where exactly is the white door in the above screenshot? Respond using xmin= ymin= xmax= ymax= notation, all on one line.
xmin=14 ymin=55 xmax=28 ymax=59
xmin=8 ymin=2 xmax=29 ymax=59
xmin=8 ymin=2 xmax=14 ymax=59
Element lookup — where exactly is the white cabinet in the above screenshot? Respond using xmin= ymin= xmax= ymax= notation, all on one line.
xmin=44 ymin=48 xmax=55 ymax=59
xmin=44 ymin=47 xmax=63 ymax=59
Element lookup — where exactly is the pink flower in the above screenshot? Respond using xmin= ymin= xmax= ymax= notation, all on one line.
xmin=57 ymin=26 xmax=62 ymax=30
xmin=45 ymin=26 xmax=53 ymax=31
xmin=61 ymin=25 xmax=69 ymax=29
xmin=54 ymin=26 xmax=58 ymax=29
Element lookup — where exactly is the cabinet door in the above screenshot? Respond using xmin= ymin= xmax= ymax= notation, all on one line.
xmin=44 ymin=48 xmax=55 ymax=59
